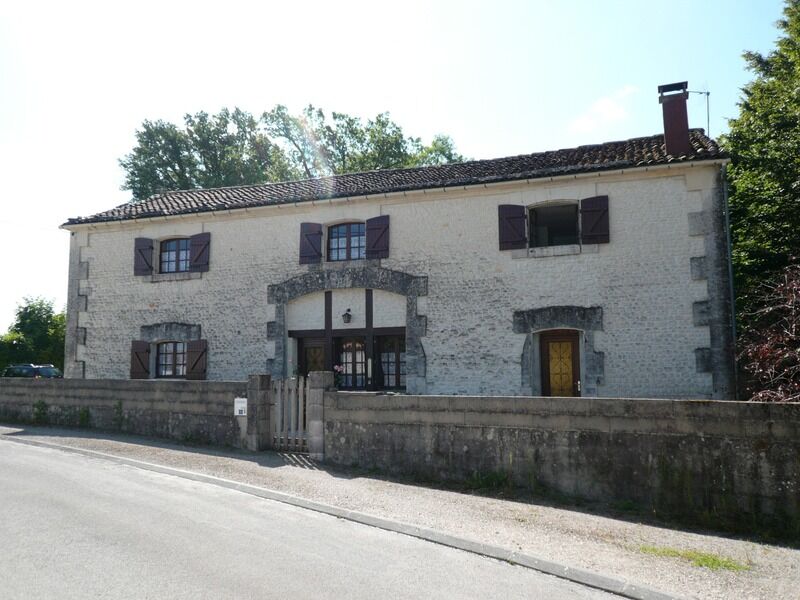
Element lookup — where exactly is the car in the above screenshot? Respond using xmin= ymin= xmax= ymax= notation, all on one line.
xmin=1 ymin=364 xmax=63 ymax=378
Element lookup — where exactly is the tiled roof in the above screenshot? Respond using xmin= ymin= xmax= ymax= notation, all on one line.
xmin=65 ymin=129 xmax=724 ymax=226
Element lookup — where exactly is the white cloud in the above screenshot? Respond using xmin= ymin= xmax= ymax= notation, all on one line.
xmin=568 ymin=85 xmax=639 ymax=135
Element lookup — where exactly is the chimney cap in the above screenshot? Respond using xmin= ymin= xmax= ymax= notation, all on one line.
xmin=658 ymin=81 xmax=688 ymax=95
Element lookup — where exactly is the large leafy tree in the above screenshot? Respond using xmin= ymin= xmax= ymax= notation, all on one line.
xmin=122 ymin=106 xmax=464 ymax=199
xmin=120 ymin=108 xmax=295 ymax=200
xmin=0 ymin=298 xmax=65 ymax=370
xmin=723 ymin=0 xmax=800 ymax=316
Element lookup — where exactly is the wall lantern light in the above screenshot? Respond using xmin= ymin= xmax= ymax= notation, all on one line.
xmin=342 ymin=308 xmax=352 ymax=324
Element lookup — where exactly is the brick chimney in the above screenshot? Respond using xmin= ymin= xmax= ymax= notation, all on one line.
xmin=658 ymin=81 xmax=692 ymax=157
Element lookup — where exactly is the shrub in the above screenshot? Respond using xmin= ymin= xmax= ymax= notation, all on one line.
xmin=738 ymin=263 xmax=800 ymax=402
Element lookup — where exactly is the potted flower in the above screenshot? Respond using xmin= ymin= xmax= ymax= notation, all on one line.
xmin=333 ymin=364 xmax=344 ymax=388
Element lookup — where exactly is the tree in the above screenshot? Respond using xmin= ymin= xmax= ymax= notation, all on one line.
xmin=121 ymin=108 xmax=297 ymax=200
xmin=722 ymin=0 xmax=800 ymax=317
xmin=122 ymin=106 xmax=465 ymax=199
xmin=0 ymin=298 xmax=65 ymax=370
xmin=737 ymin=263 xmax=800 ymax=402
xmin=262 ymin=105 xmax=466 ymax=177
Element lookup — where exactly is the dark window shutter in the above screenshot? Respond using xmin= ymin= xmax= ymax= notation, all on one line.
xmin=366 ymin=215 xmax=390 ymax=259
xmin=498 ymin=205 xmax=527 ymax=250
xmin=189 ymin=232 xmax=211 ymax=272
xmin=186 ymin=339 xmax=208 ymax=380
xmin=299 ymin=223 xmax=323 ymax=264
xmin=580 ymin=195 xmax=610 ymax=244
xmin=130 ymin=340 xmax=150 ymax=379
xmin=134 ymin=238 xmax=154 ymax=275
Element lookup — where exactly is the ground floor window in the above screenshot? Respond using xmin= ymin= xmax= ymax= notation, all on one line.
xmin=336 ymin=337 xmax=366 ymax=389
xmin=377 ymin=336 xmax=405 ymax=389
xmin=157 ymin=341 xmax=186 ymax=378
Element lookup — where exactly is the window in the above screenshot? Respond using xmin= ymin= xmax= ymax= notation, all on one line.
xmin=498 ymin=198 xmax=608 ymax=252
xmin=336 ymin=337 xmax=366 ymax=388
xmin=157 ymin=342 xmax=186 ymax=378
xmin=377 ymin=336 xmax=406 ymax=389
xmin=160 ymin=239 xmax=191 ymax=273
xmin=328 ymin=223 xmax=366 ymax=261
xmin=135 ymin=233 xmax=210 ymax=276
xmin=529 ymin=204 xmax=579 ymax=248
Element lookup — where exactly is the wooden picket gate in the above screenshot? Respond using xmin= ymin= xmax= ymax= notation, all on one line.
xmin=271 ymin=377 xmax=307 ymax=452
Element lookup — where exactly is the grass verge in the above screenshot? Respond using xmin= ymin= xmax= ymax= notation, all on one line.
xmin=639 ymin=545 xmax=750 ymax=571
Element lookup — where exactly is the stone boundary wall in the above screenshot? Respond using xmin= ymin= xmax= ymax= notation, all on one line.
xmin=0 ymin=378 xmax=256 ymax=448
xmin=322 ymin=392 xmax=800 ymax=535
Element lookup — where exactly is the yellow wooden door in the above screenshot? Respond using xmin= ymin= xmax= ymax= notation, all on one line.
xmin=548 ymin=341 xmax=574 ymax=396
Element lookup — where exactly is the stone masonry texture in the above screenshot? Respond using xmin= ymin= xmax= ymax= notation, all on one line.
xmin=63 ymin=164 xmax=733 ymax=398
xmin=0 ymin=379 xmax=249 ymax=447
xmin=323 ymin=391 xmax=800 ymax=536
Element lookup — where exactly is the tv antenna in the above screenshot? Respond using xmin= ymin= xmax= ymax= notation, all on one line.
xmin=688 ymin=89 xmax=711 ymax=137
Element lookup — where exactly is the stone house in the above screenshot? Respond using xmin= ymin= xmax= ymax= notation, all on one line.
xmin=61 ymin=83 xmax=735 ymax=398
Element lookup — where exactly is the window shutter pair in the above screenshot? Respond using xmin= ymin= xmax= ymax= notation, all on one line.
xmin=185 ymin=340 xmax=208 ymax=380
xmin=130 ymin=340 xmax=150 ymax=379
xmin=299 ymin=223 xmax=323 ymax=264
xmin=299 ymin=216 xmax=390 ymax=264
xmin=133 ymin=233 xmax=211 ymax=275
xmin=497 ymin=195 xmax=610 ymax=250
xmin=189 ymin=233 xmax=211 ymax=272
xmin=498 ymin=205 xmax=527 ymax=250
xmin=365 ymin=215 xmax=390 ymax=259
xmin=134 ymin=238 xmax=154 ymax=275
xmin=578 ymin=196 xmax=610 ymax=244
xmin=129 ymin=339 xmax=208 ymax=379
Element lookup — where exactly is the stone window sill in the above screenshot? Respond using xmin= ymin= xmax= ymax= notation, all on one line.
xmin=149 ymin=271 xmax=203 ymax=283
xmin=511 ymin=244 xmax=598 ymax=260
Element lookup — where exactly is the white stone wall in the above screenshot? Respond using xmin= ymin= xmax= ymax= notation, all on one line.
xmin=66 ymin=164 xmax=723 ymax=397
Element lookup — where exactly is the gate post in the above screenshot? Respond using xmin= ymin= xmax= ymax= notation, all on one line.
xmin=246 ymin=374 xmax=271 ymax=451
xmin=307 ymin=371 xmax=334 ymax=461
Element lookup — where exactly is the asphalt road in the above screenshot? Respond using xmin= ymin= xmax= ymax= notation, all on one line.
xmin=0 ymin=441 xmax=616 ymax=599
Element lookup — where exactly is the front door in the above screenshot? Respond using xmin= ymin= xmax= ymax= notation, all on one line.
xmin=298 ymin=338 xmax=325 ymax=377
xmin=540 ymin=330 xmax=580 ymax=396
xmin=336 ymin=337 xmax=366 ymax=389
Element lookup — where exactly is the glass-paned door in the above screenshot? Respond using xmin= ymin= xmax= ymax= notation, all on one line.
xmin=337 ymin=337 xmax=366 ymax=389
xmin=376 ymin=336 xmax=406 ymax=390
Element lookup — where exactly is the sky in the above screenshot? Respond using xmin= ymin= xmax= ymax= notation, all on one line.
xmin=0 ymin=0 xmax=787 ymax=331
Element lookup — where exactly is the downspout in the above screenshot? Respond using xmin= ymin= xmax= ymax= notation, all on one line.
xmin=721 ymin=164 xmax=738 ymax=397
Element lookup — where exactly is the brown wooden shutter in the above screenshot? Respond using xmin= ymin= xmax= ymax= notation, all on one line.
xmin=299 ymin=223 xmax=323 ymax=264
xmin=498 ymin=205 xmax=527 ymax=250
xmin=189 ymin=232 xmax=211 ymax=272
xmin=130 ymin=340 xmax=150 ymax=379
xmin=365 ymin=215 xmax=390 ymax=259
xmin=580 ymin=195 xmax=610 ymax=244
xmin=186 ymin=339 xmax=208 ymax=380
xmin=134 ymin=238 xmax=154 ymax=275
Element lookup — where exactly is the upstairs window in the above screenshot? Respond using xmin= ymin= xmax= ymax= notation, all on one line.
xmin=156 ymin=341 xmax=186 ymax=378
xmin=529 ymin=204 xmax=579 ymax=247
xmin=328 ymin=223 xmax=366 ymax=261
xmin=497 ymin=196 xmax=609 ymax=252
xmin=160 ymin=238 xmax=191 ymax=273
xmin=134 ymin=233 xmax=210 ymax=276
